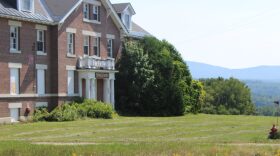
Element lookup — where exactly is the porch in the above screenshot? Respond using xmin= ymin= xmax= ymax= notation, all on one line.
xmin=77 ymin=56 xmax=117 ymax=108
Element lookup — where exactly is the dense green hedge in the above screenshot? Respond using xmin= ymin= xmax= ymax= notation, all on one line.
xmin=33 ymin=100 xmax=113 ymax=122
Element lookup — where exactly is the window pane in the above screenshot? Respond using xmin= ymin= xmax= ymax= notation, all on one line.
xmin=67 ymin=70 xmax=74 ymax=95
xmin=37 ymin=69 xmax=45 ymax=95
xmin=10 ymin=68 xmax=19 ymax=95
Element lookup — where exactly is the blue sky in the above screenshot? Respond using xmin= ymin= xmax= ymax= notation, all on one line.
xmin=111 ymin=0 xmax=280 ymax=69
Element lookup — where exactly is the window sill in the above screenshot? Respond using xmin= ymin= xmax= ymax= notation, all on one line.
xmin=37 ymin=51 xmax=47 ymax=56
xmin=83 ymin=18 xmax=101 ymax=24
xmin=67 ymin=53 xmax=76 ymax=58
xmin=10 ymin=50 xmax=21 ymax=54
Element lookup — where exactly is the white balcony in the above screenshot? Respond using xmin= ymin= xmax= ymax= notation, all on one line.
xmin=78 ymin=56 xmax=115 ymax=70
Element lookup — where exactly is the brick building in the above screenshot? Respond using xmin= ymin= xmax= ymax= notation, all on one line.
xmin=0 ymin=0 xmax=150 ymax=123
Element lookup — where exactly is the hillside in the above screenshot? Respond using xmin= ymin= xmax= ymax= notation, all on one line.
xmin=187 ymin=61 xmax=280 ymax=80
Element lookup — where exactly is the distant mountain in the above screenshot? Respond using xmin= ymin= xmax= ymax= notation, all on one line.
xmin=187 ymin=61 xmax=280 ymax=80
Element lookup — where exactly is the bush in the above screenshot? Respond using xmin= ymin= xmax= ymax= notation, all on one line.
xmin=33 ymin=107 xmax=49 ymax=122
xmin=33 ymin=100 xmax=114 ymax=122
xmin=79 ymin=100 xmax=113 ymax=119
xmin=46 ymin=104 xmax=79 ymax=122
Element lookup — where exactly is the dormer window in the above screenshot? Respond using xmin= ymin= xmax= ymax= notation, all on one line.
xmin=20 ymin=0 xmax=33 ymax=12
xmin=124 ymin=14 xmax=131 ymax=30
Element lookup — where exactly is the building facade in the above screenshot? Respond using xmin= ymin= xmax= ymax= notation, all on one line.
xmin=0 ymin=0 xmax=150 ymax=123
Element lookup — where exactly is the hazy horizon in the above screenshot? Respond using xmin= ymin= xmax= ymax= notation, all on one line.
xmin=112 ymin=0 xmax=280 ymax=69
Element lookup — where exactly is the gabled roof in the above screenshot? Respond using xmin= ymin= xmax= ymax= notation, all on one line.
xmin=130 ymin=22 xmax=152 ymax=38
xmin=112 ymin=3 xmax=135 ymax=15
xmin=0 ymin=0 xmax=53 ymax=24
xmin=41 ymin=0 xmax=80 ymax=22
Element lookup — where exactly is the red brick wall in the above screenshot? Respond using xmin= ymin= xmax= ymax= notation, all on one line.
xmin=57 ymin=1 xmax=122 ymax=94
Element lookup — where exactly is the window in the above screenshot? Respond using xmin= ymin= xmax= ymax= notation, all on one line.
xmin=37 ymin=69 xmax=45 ymax=95
xmin=21 ymin=0 xmax=33 ymax=12
xmin=10 ymin=68 xmax=19 ymax=95
xmin=107 ymin=39 xmax=113 ymax=58
xmin=93 ymin=37 xmax=100 ymax=56
xmin=37 ymin=30 xmax=45 ymax=52
xmin=67 ymin=70 xmax=74 ymax=95
xmin=10 ymin=26 xmax=19 ymax=51
xmin=67 ymin=33 xmax=74 ymax=54
xmin=93 ymin=6 xmax=100 ymax=22
xmin=84 ymin=36 xmax=89 ymax=55
xmin=124 ymin=14 xmax=130 ymax=29
xmin=83 ymin=3 xmax=89 ymax=19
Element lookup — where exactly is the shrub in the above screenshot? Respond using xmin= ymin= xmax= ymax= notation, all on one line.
xmin=33 ymin=107 xmax=49 ymax=122
xmin=80 ymin=100 xmax=113 ymax=119
xmin=46 ymin=104 xmax=79 ymax=122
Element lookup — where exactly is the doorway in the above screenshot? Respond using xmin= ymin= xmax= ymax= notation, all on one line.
xmin=97 ymin=79 xmax=104 ymax=102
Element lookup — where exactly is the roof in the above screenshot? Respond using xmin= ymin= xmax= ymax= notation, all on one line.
xmin=129 ymin=22 xmax=152 ymax=38
xmin=0 ymin=0 xmax=53 ymax=24
xmin=42 ymin=0 xmax=79 ymax=22
xmin=112 ymin=3 xmax=135 ymax=15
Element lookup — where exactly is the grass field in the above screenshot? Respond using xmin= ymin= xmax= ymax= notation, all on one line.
xmin=0 ymin=114 xmax=280 ymax=156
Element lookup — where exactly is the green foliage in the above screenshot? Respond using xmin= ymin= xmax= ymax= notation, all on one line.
xmin=79 ymin=100 xmax=113 ymax=119
xmin=116 ymin=37 xmax=194 ymax=116
xmin=32 ymin=107 xmax=49 ymax=122
xmin=46 ymin=104 xmax=79 ymax=122
xmin=33 ymin=100 xmax=113 ymax=122
xmin=200 ymin=77 xmax=256 ymax=115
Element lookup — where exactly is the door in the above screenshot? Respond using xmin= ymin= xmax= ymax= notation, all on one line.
xmin=82 ymin=79 xmax=86 ymax=98
xmin=10 ymin=108 xmax=19 ymax=122
xmin=97 ymin=79 xmax=104 ymax=102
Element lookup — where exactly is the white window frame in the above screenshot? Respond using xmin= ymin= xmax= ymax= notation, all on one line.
xmin=83 ymin=3 xmax=90 ymax=20
xmin=84 ymin=36 xmax=90 ymax=55
xmin=67 ymin=33 xmax=74 ymax=55
xmin=36 ymin=64 xmax=47 ymax=95
xmin=37 ymin=30 xmax=45 ymax=53
xmin=107 ymin=39 xmax=113 ymax=58
xmin=93 ymin=5 xmax=100 ymax=22
xmin=10 ymin=68 xmax=20 ymax=95
xmin=67 ymin=70 xmax=75 ymax=95
xmin=93 ymin=37 xmax=100 ymax=57
xmin=124 ymin=14 xmax=131 ymax=30
xmin=20 ymin=0 xmax=34 ymax=13
xmin=10 ymin=26 xmax=20 ymax=53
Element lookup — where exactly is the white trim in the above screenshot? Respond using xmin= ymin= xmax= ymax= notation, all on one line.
xmin=10 ymin=50 xmax=21 ymax=54
xmin=82 ymin=30 xmax=101 ymax=37
xmin=66 ymin=28 xmax=77 ymax=33
xmin=35 ymin=102 xmax=48 ymax=108
xmin=66 ymin=65 xmax=76 ymax=70
xmin=8 ymin=63 xmax=22 ymax=69
xmin=67 ymin=53 xmax=76 ymax=58
xmin=8 ymin=103 xmax=22 ymax=109
xmin=0 ymin=93 xmax=79 ymax=98
xmin=8 ymin=20 xmax=22 ymax=27
xmin=83 ymin=18 xmax=101 ymax=25
xmin=83 ymin=0 xmax=101 ymax=6
xmin=36 ymin=64 xmax=48 ymax=70
xmin=35 ymin=24 xmax=47 ymax=30
xmin=37 ymin=51 xmax=47 ymax=56
xmin=106 ymin=34 xmax=115 ymax=39
xmin=59 ymin=0 xmax=83 ymax=24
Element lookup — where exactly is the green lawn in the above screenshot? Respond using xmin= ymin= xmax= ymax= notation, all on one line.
xmin=0 ymin=114 xmax=280 ymax=156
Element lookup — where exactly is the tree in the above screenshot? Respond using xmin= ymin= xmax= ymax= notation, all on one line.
xmin=200 ymin=77 xmax=256 ymax=115
xmin=116 ymin=37 xmax=195 ymax=116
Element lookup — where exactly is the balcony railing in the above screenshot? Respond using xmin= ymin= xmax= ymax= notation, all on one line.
xmin=78 ymin=56 xmax=115 ymax=70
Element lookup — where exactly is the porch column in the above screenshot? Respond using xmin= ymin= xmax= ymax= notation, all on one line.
xmin=86 ymin=78 xmax=90 ymax=99
xmin=103 ymin=79 xmax=110 ymax=103
xmin=90 ymin=78 xmax=97 ymax=100
xmin=79 ymin=76 xmax=82 ymax=97
xmin=110 ymin=79 xmax=115 ymax=109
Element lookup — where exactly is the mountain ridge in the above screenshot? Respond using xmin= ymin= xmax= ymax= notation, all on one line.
xmin=187 ymin=61 xmax=280 ymax=80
